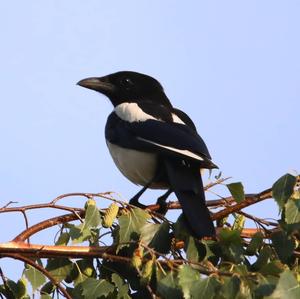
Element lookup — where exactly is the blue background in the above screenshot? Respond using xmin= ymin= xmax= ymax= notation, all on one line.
xmin=0 ymin=0 xmax=299 ymax=283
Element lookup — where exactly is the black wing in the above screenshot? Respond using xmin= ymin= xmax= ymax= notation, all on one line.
xmin=105 ymin=112 xmax=217 ymax=169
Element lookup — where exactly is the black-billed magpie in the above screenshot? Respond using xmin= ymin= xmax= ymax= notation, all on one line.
xmin=77 ymin=71 xmax=218 ymax=238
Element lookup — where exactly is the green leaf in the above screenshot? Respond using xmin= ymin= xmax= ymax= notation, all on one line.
xmin=24 ymin=264 xmax=46 ymax=292
xmin=111 ymin=273 xmax=130 ymax=299
xmin=251 ymin=246 xmax=272 ymax=271
xmin=111 ymin=273 xmax=124 ymax=289
xmin=141 ymin=222 xmax=171 ymax=253
xmin=219 ymin=275 xmax=241 ymax=299
xmin=246 ymin=232 xmax=264 ymax=255
xmin=185 ymin=237 xmax=206 ymax=262
xmin=266 ymin=270 xmax=300 ymax=299
xmin=40 ymin=281 xmax=56 ymax=295
xmin=82 ymin=204 xmax=101 ymax=230
xmin=66 ymin=286 xmax=85 ymax=299
xmin=232 ymin=214 xmax=246 ymax=230
xmin=55 ymin=232 xmax=70 ymax=245
xmin=157 ymin=271 xmax=182 ymax=299
xmin=6 ymin=278 xmax=28 ymax=299
xmin=190 ymin=276 xmax=221 ymax=299
xmin=16 ymin=277 xmax=27 ymax=298
xmin=272 ymin=174 xmax=297 ymax=209
xmin=66 ymin=223 xmax=92 ymax=244
xmin=80 ymin=278 xmax=114 ymax=299
xmin=260 ymin=261 xmax=285 ymax=276
xmin=201 ymin=239 xmax=217 ymax=261
xmin=118 ymin=208 xmax=151 ymax=245
xmin=6 ymin=280 xmax=18 ymax=296
xmin=285 ymin=198 xmax=300 ymax=224
xmin=255 ymin=275 xmax=278 ymax=297
xmin=173 ymin=214 xmax=191 ymax=241
xmin=46 ymin=258 xmax=73 ymax=282
xmin=41 ymin=294 xmax=53 ymax=299
xmin=227 ymin=182 xmax=245 ymax=203
xmin=271 ymin=231 xmax=295 ymax=263
xmin=186 ymin=237 xmax=199 ymax=262
xmin=219 ymin=228 xmax=244 ymax=263
xmin=63 ymin=259 xmax=96 ymax=286
xmin=178 ymin=265 xmax=200 ymax=299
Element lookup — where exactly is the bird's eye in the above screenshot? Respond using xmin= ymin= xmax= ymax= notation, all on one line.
xmin=121 ymin=78 xmax=134 ymax=89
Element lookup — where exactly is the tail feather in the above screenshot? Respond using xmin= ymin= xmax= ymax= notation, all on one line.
xmin=164 ymin=159 xmax=215 ymax=238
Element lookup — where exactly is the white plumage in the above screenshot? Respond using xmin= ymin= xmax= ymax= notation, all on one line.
xmin=106 ymin=141 xmax=167 ymax=189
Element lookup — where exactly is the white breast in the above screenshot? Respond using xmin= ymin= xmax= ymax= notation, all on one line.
xmin=106 ymin=141 xmax=166 ymax=189
xmin=114 ymin=102 xmax=157 ymax=123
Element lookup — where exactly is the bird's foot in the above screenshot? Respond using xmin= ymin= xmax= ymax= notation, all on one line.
xmin=155 ymin=195 xmax=169 ymax=215
xmin=129 ymin=195 xmax=146 ymax=209
xmin=155 ymin=189 xmax=172 ymax=215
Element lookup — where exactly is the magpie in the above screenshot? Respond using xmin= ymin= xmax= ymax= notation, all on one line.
xmin=77 ymin=71 xmax=218 ymax=238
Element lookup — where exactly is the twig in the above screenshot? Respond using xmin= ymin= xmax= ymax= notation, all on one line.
xmin=0 ymin=203 xmax=83 ymax=215
xmin=212 ymin=188 xmax=272 ymax=221
xmin=204 ymin=177 xmax=232 ymax=191
xmin=237 ymin=211 xmax=278 ymax=227
xmin=13 ymin=212 xmax=85 ymax=242
xmin=1 ymin=201 xmax=18 ymax=209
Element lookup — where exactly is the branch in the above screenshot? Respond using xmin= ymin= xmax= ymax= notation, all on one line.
xmin=11 ymin=188 xmax=273 ymax=243
xmin=13 ymin=212 xmax=84 ymax=242
xmin=0 ymin=242 xmax=234 ymax=278
xmin=212 ymin=188 xmax=272 ymax=221
xmin=0 ymin=242 xmax=115 ymax=259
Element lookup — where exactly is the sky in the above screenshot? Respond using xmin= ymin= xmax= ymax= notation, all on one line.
xmin=0 ymin=0 xmax=299 ymax=282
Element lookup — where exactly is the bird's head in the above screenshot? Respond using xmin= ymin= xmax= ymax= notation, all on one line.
xmin=77 ymin=71 xmax=172 ymax=107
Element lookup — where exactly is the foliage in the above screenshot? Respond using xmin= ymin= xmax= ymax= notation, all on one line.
xmin=0 ymin=173 xmax=300 ymax=298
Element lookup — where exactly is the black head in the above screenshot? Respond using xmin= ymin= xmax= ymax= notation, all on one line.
xmin=77 ymin=71 xmax=172 ymax=107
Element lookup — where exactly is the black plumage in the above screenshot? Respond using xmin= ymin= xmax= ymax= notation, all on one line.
xmin=77 ymin=71 xmax=217 ymax=238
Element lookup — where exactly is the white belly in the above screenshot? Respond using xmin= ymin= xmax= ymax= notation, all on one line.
xmin=106 ymin=141 xmax=164 ymax=188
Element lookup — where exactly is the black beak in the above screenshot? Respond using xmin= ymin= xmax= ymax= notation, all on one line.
xmin=77 ymin=76 xmax=116 ymax=94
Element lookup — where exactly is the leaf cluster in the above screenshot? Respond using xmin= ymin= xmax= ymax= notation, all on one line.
xmin=0 ymin=174 xmax=300 ymax=298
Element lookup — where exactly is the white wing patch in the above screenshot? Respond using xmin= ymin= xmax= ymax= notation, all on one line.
xmin=172 ymin=113 xmax=186 ymax=125
xmin=115 ymin=102 xmax=157 ymax=123
xmin=137 ymin=137 xmax=204 ymax=161
xmin=115 ymin=102 xmax=187 ymax=125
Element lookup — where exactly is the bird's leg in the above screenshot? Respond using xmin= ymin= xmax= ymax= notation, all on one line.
xmin=129 ymin=184 xmax=149 ymax=208
xmin=156 ymin=189 xmax=172 ymax=215
xmin=129 ymin=169 xmax=165 ymax=208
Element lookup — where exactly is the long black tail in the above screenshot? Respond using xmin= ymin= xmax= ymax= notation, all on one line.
xmin=164 ymin=159 xmax=215 ymax=238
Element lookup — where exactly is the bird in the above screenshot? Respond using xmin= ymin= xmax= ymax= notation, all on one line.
xmin=77 ymin=71 xmax=218 ymax=238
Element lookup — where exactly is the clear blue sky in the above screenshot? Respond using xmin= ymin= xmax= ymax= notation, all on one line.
xmin=0 ymin=1 xmax=299 ymax=281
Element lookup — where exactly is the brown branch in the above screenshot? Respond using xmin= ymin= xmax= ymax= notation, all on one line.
xmin=1 ymin=201 xmax=18 ymax=209
xmin=0 ymin=203 xmax=83 ymax=215
xmin=11 ymin=189 xmax=273 ymax=243
xmin=51 ymin=192 xmax=118 ymax=205
xmin=0 ymin=242 xmax=115 ymax=259
xmin=0 ymin=253 xmax=71 ymax=299
xmin=12 ymin=199 xmax=229 ymax=243
xmin=146 ymin=197 xmax=236 ymax=212
xmin=13 ymin=212 xmax=85 ymax=242
xmin=204 ymin=177 xmax=232 ymax=191
xmin=212 ymin=188 xmax=272 ymax=221
xmin=0 ymin=242 xmax=234 ymax=279
xmin=237 ymin=211 xmax=278 ymax=227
